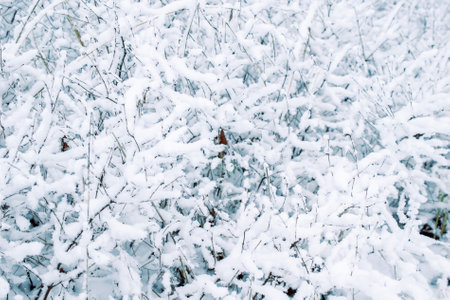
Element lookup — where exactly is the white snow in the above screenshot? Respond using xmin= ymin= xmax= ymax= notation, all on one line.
xmin=0 ymin=277 xmax=9 ymax=298
xmin=5 ymin=242 xmax=44 ymax=262
xmin=0 ymin=0 xmax=448 ymax=298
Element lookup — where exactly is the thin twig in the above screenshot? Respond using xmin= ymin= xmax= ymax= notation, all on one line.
xmin=354 ymin=8 xmax=366 ymax=61
xmin=16 ymin=0 xmax=41 ymax=43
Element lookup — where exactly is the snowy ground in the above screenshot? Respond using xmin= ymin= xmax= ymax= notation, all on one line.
xmin=0 ymin=0 xmax=449 ymax=299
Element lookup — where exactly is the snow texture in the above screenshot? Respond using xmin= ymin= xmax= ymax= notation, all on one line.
xmin=0 ymin=0 xmax=449 ymax=299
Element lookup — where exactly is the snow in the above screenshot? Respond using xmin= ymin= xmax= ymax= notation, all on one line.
xmin=0 ymin=0 xmax=449 ymax=299
xmin=15 ymin=215 xmax=29 ymax=231
xmin=5 ymin=242 xmax=44 ymax=262
xmin=107 ymin=218 xmax=147 ymax=242
xmin=0 ymin=277 xmax=9 ymax=298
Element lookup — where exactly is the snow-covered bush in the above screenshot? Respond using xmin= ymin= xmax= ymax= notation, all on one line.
xmin=0 ymin=0 xmax=448 ymax=299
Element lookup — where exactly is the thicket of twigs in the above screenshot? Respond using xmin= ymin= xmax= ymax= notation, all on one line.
xmin=0 ymin=0 xmax=448 ymax=299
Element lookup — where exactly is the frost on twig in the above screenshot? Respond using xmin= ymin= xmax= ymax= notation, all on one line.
xmin=0 ymin=0 xmax=448 ymax=299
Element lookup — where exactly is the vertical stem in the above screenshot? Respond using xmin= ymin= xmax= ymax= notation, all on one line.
xmin=0 ymin=47 xmax=3 ymax=72
xmin=85 ymin=114 xmax=92 ymax=299
xmin=354 ymin=8 xmax=367 ymax=61
xmin=264 ymin=163 xmax=275 ymax=206
xmin=85 ymin=247 xmax=89 ymax=300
